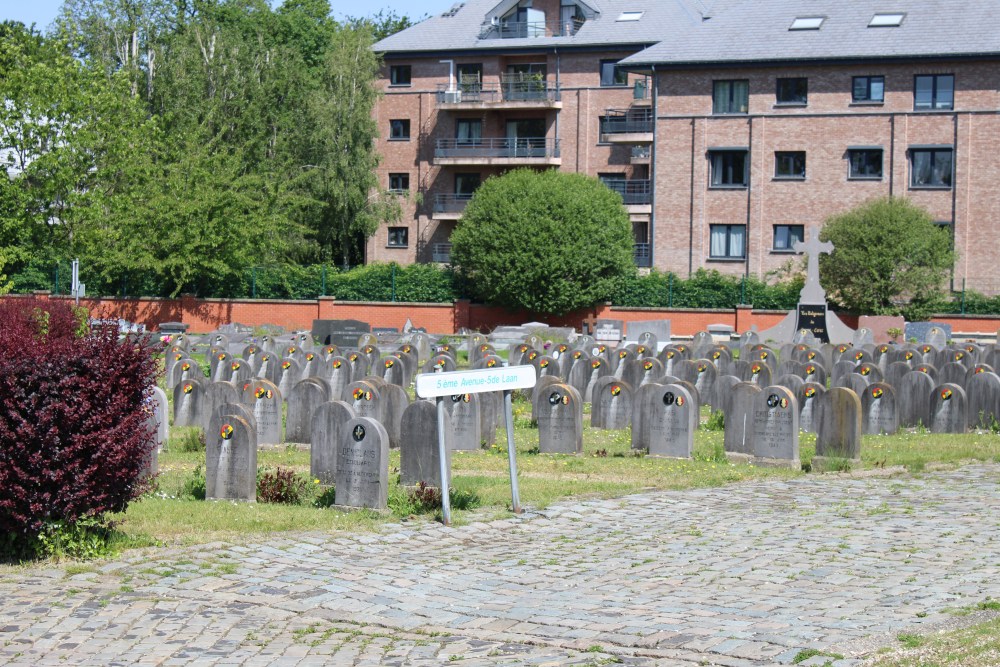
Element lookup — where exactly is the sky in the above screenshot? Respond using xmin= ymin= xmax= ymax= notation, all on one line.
xmin=1 ymin=0 xmax=452 ymax=33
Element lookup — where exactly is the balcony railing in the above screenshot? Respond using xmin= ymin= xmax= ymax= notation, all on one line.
xmin=435 ymin=137 xmax=560 ymax=159
xmin=601 ymin=179 xmax=651 ymax=206
xmin=600 ymin=108 xmax=653 ymax=135
xmin=435 ymin=83 xmax=561 ymax=104
xmin=478 ymin=18 xmax=585 ymax=39
xmin=634 ymin=243 xmax=652 ymax=267
xmin=433 ymin=194 xmax=473 ymax=215
xmin=432 ymin=243 xmax=452 ymax=263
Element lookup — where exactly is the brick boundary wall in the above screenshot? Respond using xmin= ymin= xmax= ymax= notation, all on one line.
xmin=5 ymin=293 xmax=997 ymax=338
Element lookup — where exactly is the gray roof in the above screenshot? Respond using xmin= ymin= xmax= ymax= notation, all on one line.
xmin=620 ymin=0 xmax=1000 ymax=68
xmin=373 ymin=0 xmax=713 ymax=54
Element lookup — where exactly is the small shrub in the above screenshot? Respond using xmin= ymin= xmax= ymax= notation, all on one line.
xmin=312 ymin=485 xmax=337 ymax=508
xmin=180 ymin=466 xmax=206 ymax=500
xmin=703 ymin=410 xmax=726 ymax=431
xmin=401 ymin=482 xmax=482 ymax=514
xmin=257 ymin=467 xmax=308 ymax=504
xmin=175 ymin=429 xmax=206 ymax=453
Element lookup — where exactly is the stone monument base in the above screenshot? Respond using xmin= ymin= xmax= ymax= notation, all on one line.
xmin=810 ymin=456 xmax=863 ymax=473
xmin=725 ymin=452 xmax=754 ymax=465
xmin=757 ymin=305 xmax=856 ymax=345
xmin=753 ymin=456 xmax=801 ymax=470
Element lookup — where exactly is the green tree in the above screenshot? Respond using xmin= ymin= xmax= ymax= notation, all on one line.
xmin=819 ymin=196 xmax=955 ymax=320
xmin=450 ymin=169 xmax=636 ymax=314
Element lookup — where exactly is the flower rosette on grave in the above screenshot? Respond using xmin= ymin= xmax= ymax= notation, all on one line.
xmin=348 ymin=353 xmax=359 ymax=362
xmin=247 ymin=346 xmax=257 ymax=355
xmin=697 ymin=363 xmax=707 ymax=374
xmin=434 ymin=359 xmax=445 ymax=368
xmin=539 ymin=359 xmax=550 ymax=369
xmin=759 ymin=351 xmax=769 ymax=360
xmin=610 ymin=384 xmax=622 ymax=396
xmin=384 ymin=358 xmax=395 ymax=369
xmin=665 ymin=351 xmax=675 ymax=359
xmin=940 ymin=388 xmax=953 ymax=401
xmin=618 ymin=350 xmax=628 ymax=359
xmin=218 ymin=353 xmax=227 ymax=361
xmin=712 ymin=350 xmax=721 ymax=360
xmin=860 ymin=365 xmax=872 ymax=376
xmin=281 ymin=361 xmax=291 ymax=370
xmin=486 ymin=358 xmax=498 ymax=368
xmin=231 ymin=361 xmax=241 ymax=371
xmin=804 ymin=387 xmax=817 ymax=398
xmin=261 ymin=354 xmax=271 ymax=363
xmin=174 ymin=353 xmax=184 ymax=362
xmin=975 ymin=366 xmax=986 ymax=374
xmin=220 ymin=424 xmax=234 ymax=440
xmin=332 ymin=359 xmax=342 ymax=369
xmin=242 ymin=382 xmax=252 ymax=392
xmin=181 ymin=362 xmax=191 ymax=372
xmin=528 ymin=351 xmax=539 ymax=361
xmin=643 ymin=360 xmax=654 ymax=371
xmin=879 ymin=345 xmax=889 ymax=354
xmin=751 ymin=363 xmax=762 ymax=376
xmin=854 ymin=351 xmax=865 ymax=361
xmin=677 ymin=345 xmax=687 ymax=353
xmin=636 ymin=345 xmax=647 ymax=355
xmin=805 ymin=364 xmax=816 ymax=375
xmin=917 ymin=366 xmax=930 ymax=374
xmin=182 ymin=383 xmax=194 ymax=395
xmin=572 ymin=351 xmax=583 ymax=360
xmin=955 ymin=351 xmax=965 ymax=361
xmin=904 ymin=351 xmax=914 ymax=360
xmin=871 ymin=386 xmax=884 ymax=399
xmin=921 ymin=345 xmax=933 ymax=354
xmin=590 ymin=359 xmax=602 ymax=369
xmin=306 ymin=353 xmax=315 ymax=362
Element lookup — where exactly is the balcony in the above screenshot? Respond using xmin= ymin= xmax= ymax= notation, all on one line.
xmin=432 ymin=243 xmax=452 ymax=263
xmin=436 ymin=83 xmax=561 ymax=109
xmin=634 ymin=243 xmax=652 ymax=268
xmin=600 ymin=108 xmax=654 ymax=143
xmin=433 ymin=194 xmax=472 ymax=220
xmin=478 ymin=18 xmax=584 ymax=40
xmin=434 ymin=137 xmax=561 ymax=166
xmin=602 ymin=179 xmax=651 ymax=210
xmin=630 ymin=145 xmax=651 ymax=164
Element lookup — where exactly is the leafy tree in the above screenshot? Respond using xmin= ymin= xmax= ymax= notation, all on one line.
xmin=350 ymin=9 xmax=420 ymax=41
xmin=450 ymin=169 xmax=635 ymax=315
xmin=819 ymin=196 xmax=954 ymax=320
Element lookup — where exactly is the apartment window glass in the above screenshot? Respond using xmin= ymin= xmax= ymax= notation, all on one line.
xmin=389 ymin=119 xmax=410 ymax=140
xmin=709 ymin=150 xmax=748 ymax=187
xmin=600 ymin=60 xmax=628 ymax=87
xmin=774 ymin=151 xmax=806 ymax=179
xmin=713 ymin=80 xmax=749 ymax=114
xmin=387 ymin=227 xmax=408 ymax=247
xmin=910 ymin=148 xmax=953 ymax=188
xmin=773 ymin=225 xmax=804 ymax=251
xmin=457 ymin=63 xmax=483 ymax=91
xmin=776 ymin=77 xmax=808 ymax=105
xmin=852 ymin=76 xmax=884 ymax=102
xmin=455 ymin=173 xmax=481 ymax=196
xmin=914 ymin=74 xmax=954 ymax=110
xmin=389 ymin=65 xmax=411 ymax=86
xmin=709 ymin=224 xmax=746 ymax=259
xmin=848 ymin=149 xmax=883 ymax=179
xmin=456 ymin=119 xmax=482 ymax=144
xmin=388 ymin=173 xmax=409 ymax=193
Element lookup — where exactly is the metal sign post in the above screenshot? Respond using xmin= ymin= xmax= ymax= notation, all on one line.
xmin=416 ymin=365 xmax=536 ymax=525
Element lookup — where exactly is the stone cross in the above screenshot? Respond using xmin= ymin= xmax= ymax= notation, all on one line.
xmin=793 ymin=227 xmax=834 ymax=304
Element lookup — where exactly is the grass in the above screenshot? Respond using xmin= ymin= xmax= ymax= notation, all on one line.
xmin=866 ymin=616 xmax=1000 ymax=667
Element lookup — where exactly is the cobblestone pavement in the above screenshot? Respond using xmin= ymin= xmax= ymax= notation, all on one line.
xmin=1 ymin=465 xmax=999 ymax=667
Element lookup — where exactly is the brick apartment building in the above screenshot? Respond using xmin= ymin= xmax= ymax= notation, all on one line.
xmin=372 ymin=0 xmax=1000 ymax=293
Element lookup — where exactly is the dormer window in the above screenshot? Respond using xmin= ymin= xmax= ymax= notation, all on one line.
xmin=484 ymin=0 xmax=591 ymax=38
xmin=617 ymin=11 xmax=643 ymax=21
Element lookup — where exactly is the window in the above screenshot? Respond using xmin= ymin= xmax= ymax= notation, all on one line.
xmin=457 ymin=63 xmax=482 ymax=92
xmin=709 ymin=225 xmax=746 ymax=259
xmin=713 ymin=80 xmax=749 ymax=114
xmin=455 ymin=173 xmax=480 ymax=196
xmin=848 ymin=148 xmax=883 ymax=179
xmin=387 ymin=227 xmax=408 ymax=247
xmin=616 ymin=11 xmax=643 ymax=21
xmin=789 ymin=16 xmax=824 ymax=30
xmin=910 ymin=148 xmax=953 ymax=188
xmin=773 ymin=225 xmax=804 ymax=251
xmin=389 ymin=65 xmax=411 ymax=86
xmin=389 ymin=173 xmax=409 ymax=193
xmin=455 ymin=119 xmax=482 ymax=144
xmin=914 ymin=74 xmax=954 ymax=110
xmin=869 ymin=13 xmax=904 ymax=27
xmin=600 ymin=60 xmax=628 ymax=87
xmin=776 ymin=78 xmax=807 ymax=105
xmin=709 ymin=150 xmax=748 ymax=187
xmin=389 ymin=119 xmax=410 ymax=140
xmin=852 ymin=76 xmax=884 ymax=103
xmin=774 ymin=151 xmax=806 ymax=179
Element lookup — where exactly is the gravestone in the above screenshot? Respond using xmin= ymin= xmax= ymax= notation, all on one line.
xmin=477 ymin=391 xmax=501 ymax=446
xmin=209 ymin=351 xmax=233 ymax=383
xmin=752 ymin=386 xmax=799 ymax=469
xmin=425 ymin=354 xmax=458 ymax=374
xmin=210 ymin=401 xmax=257 ymax=434
xmin=168 ymin=356 xmax=201 ymax=390
xmin=861 ymin=382 xmax=899 ymax=435
xmin=930 ymin=384 xmax=967 ymax=434
xmin=899 ymin=371 xmax=936 ymax=428
xmin=300 ymin=351 xmax=322 ymax=378
xmin=228 ymin=358 xmax=254 ymax=386
xmin=623 ymin=357 xmax=663 ymax=389
xmin=249 ymin=379 xmax=283 ymax=445
xmin=334 ymin=418 xmax=389 ymax=509
xmin=400 ymin=400 xmax=452 ymax=487
xmin=885 ymin=362 xmax=912 ymax=391
xmin=173 ymin=378 xmax=205 ymax=428
xmin=360 ymin=344 xmax=381 ymax=372
xmin=723 ymin=382 xmax=761 ymax=462
xmin=149 ymin=386 xmax=170 ymax=453
xmin=775 ymin=373 xmax=804 ymax=393
xmin=322 ymin=356 xmax=354 ymax=401
xmin=312 ymin=319 xmax=371 ymax=347
xmin=530 ymin=375 xmax=564 ymax=422
xmin=380 ymin=355 xmax=409 ymax=387
xmin=277 ymin=357 xmax=303 ymax=401
xmin=644 ymin=384 xmax=696 ymax=458
xmin=447 ymin=393 xmax=482 ymax=451
xmin=626 ymin=320 xmax=671 ymax=348
xmin=508 ymin=343 xmax=532 ymax=367
xmin=347 ymin=380 xmax=386 ymax=426
xmin=537 ymin=384 xmax=583 ymax=454
xmin=855 ymin=362 xmax=882 ymax=384
xmin=201 ymin=381 xmax=241 ymax=432
xmin=593 ymin=319 xmax=624 ymax=346
xmin=310 ymin=401 xmax=356 ymax=484
xmin=742 ymin=361 xmax=772 ymax=387
xmin=967 ymin=371 xmax=1000 ymax=429
xmin=206 ymin=415 xmax=257 ymax=502
xmin=255 ymin=353 xmax=281 ymax=385
xmin=712 ymin=374 xmax=741 ymax=412
xmin=814 ymin=387 xmax=862 ymax=469
xmin=939 ymin=360 xmax=970 ymax=389
xmin=286 ymin=377 xmax=332 ymax=443
xmin=345 ymin=351 xmax=369 ymax=379
xmin=590 ymin=377 xmax=632 ymax=430
xmin=796 ymin=382 xmax=825 ymax=433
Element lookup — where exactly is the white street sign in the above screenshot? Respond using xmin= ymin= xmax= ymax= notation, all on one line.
xmin=416 ymin=365 xmax=536 ymax=398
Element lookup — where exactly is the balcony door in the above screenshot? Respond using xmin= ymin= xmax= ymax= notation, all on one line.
xmin=455 ymin=173 xmax=481 ymax=197
xmin=503 ymin=63 xmax=547 ymax=100
xmin=456 ymin=119 xmax=482 ymax=145
xmin=506 ymin=119 xmax=546 ymax=157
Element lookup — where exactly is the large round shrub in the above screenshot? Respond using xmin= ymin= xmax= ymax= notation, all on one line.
xmin=0 ymin=298 xmax=158 ymax=553
xmin=450 ymin=169 xmax=635 ymax=315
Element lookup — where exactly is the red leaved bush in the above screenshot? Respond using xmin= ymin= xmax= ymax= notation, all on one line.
xmin=0 ymin=298 xmax=159 ymax=537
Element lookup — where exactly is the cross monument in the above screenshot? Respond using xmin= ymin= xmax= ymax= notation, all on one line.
xmin=793 ymin=227 xmax=834 ymax=303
